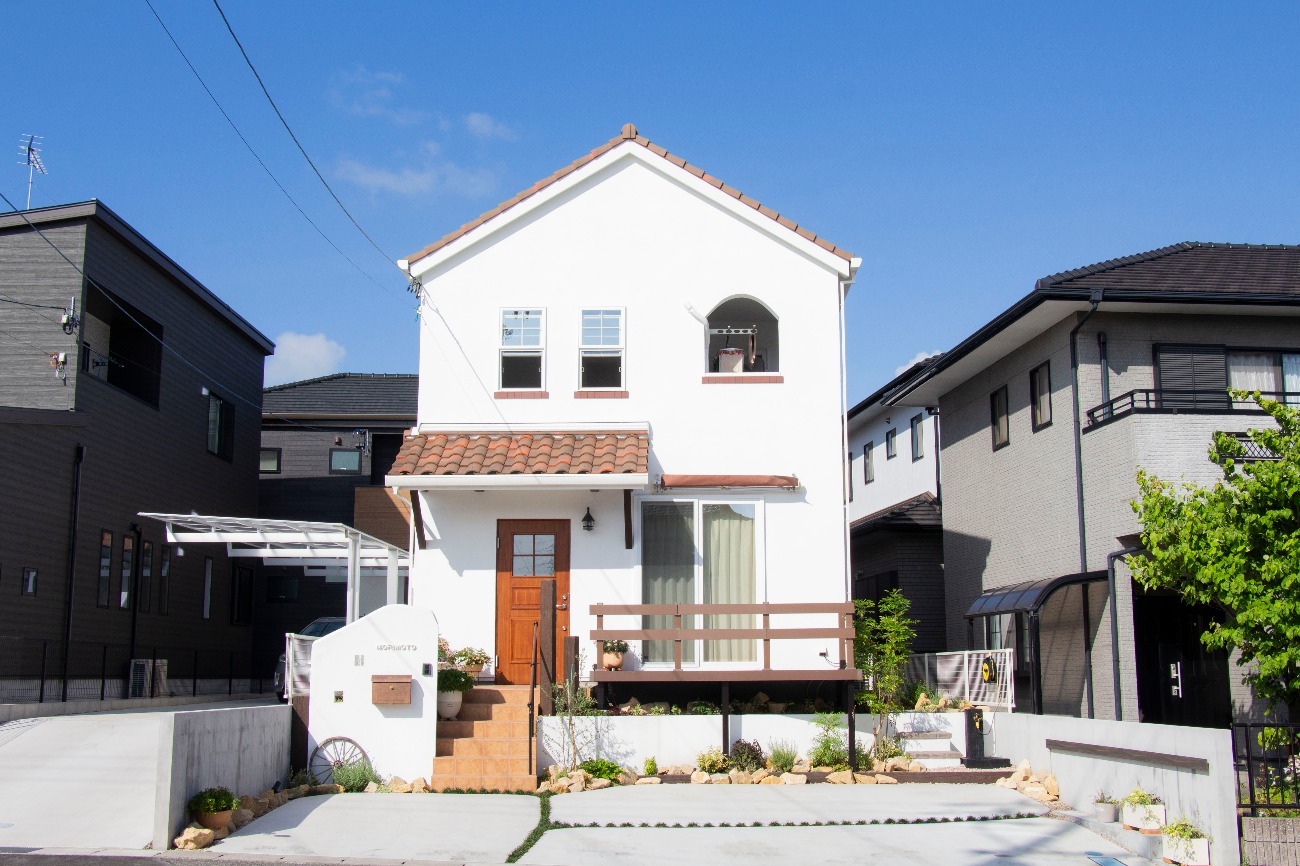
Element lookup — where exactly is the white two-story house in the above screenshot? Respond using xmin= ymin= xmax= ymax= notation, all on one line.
xmin=389 ymin=125 xmax=860 ymax=692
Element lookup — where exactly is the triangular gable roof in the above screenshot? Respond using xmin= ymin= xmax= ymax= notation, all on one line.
xmin=402 ymin=123 xmax=854 ymax=268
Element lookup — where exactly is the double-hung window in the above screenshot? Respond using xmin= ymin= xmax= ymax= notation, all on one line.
xmin=500 ymin=309 xmax=545 ymax=390
xmin=1030 ymin=362 xmax=1052 ymax=430
xmin=579 ymin=308 xmax=624 ymax=389
xmin=640 ymin=499 xmax=760 ymax=666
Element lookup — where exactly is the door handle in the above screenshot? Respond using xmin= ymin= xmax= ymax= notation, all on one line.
xmin=556 ymin=603 xmax=568 ymax=611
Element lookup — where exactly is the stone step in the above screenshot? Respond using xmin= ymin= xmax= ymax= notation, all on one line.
xmin=427 ymin=774 xmax=536 ymax=793
xmin=904 ymin=749 xmax=962 ymax=760
xmin=433 ymin=755 xmax=532 ymax=777
xmin=438 ymin=718 xmax=530 ymax=739
xmin=436 ymin=736 xmax=532 ymax=758
xmin=457 ymin=702 xmax=530 ymax=722
xmin=896 ymin=731 xmax=952 ymax=740
xmin=463 ymin=686 xmax=536 ymax=705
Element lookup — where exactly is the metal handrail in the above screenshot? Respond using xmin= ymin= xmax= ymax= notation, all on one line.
xmin=527 ymin=620 xmax=539 ymax=776
xmin=1085 ymin=389 xmax=1300 ymax=429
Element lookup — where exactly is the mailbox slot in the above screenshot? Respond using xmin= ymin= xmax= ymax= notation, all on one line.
xmin=371 ymin=674 xmax=412 ymax=705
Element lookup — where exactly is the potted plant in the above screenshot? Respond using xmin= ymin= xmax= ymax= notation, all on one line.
xmin=437 ymin=668 xmax=474 ymax=720
xmin=1162 ymin=819 xmax=1210 ymax=865
xmin=1121 ymin=786 xmax=1166 ymax=833
xmin=188 ymin=786 xmax=239 ymax=831
xmin=602 ymin=639 xmax=629 ymax=671
xmin=1092 ymin=791 xmax=1119 ymax=823
xmin=451 ymin=646 xmax=490 ymax=679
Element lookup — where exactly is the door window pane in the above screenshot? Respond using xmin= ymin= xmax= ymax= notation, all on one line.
xmin=641 ymin=502 xmax=696 ymax=664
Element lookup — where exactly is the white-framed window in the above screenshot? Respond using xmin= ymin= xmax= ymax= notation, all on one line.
xmin=579 ymin=308 xmax=624 ymax=389
xmin=499 ymin=308 xmax=545 ymax=390
xmin=639 ymin=497 xmax=764 ymax=667
xmin=910 ymin=414 xmax=924 ymax=461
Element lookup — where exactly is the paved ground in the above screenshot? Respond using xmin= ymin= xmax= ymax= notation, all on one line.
xmin=216 ymin=794 xmax=539 ymax=863
xmin=0 ymin=700 xmax=275 ymax=851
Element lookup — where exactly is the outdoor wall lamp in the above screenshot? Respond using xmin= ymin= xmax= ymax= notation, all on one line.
xmin=581 ymin=507 xmax=595 ymax=532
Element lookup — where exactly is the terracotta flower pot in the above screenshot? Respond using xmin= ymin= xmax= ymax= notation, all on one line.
xmin=463 ymin=663 xmax=484 ymax=679
xmin=602 ymin=651 xmax=625 ymax=671
xmin=1162 ymin=835 xmax=1210 ymax=865
xmin=194 ymin=810 xmax=232 ymax=831
xmin=437 ymin=690 xmax=463 ymax=720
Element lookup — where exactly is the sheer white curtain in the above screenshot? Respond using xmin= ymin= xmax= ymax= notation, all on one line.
xmin=703 ymin=504 xmax=756 ymax=662
xmin=1228 ymin=352 xmax=1279 ymax=407
xmin=1283 ymin=354 xmax=1300 ymax=406
xmin=641 ymin=502 xmax=695 ymax=664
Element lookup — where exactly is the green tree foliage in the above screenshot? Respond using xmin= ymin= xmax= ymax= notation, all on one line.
xmin=1130 ymin=391 xmax=1300 ymax=716
xmin=854 ymin=589 xmax=917 ymax=717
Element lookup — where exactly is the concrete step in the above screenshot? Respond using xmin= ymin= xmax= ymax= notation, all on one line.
xmin=428 ymin=773 xmax=536 ymax=793
xmin=457 ymin=702 xmax=529 ymax=722
xmin=463 ymin=686 xmax=535 ymax=705
xmin=897 ymin=731 xmax=952 ymax=741
xmin=436 ymin=736 xmax=532 ymax=758
xmin=904 ymin=750 xmax=962 ymax=760
xmin=438 ymin=718 xmax=530 ymax=739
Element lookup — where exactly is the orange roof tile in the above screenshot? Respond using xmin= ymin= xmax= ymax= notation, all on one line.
xmin=404 ymin=123 xmax=853 ymax=266
xmin=389 ymin=430 xmax=649 ymax=477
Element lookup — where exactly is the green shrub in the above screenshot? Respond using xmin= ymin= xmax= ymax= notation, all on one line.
xmin=729 ymin=739 xmax=765 ymax=772
xmin=686 ymin=700 xmax=720 ymax=715
xmin=643 ymin=756 xmax=658 ymax=776
xmin=579 ymin=758 xmax=624 ymax=781
xmin=1093 ymin=790 xmax=1118 ymax=805
xmin=437 ymin=668 xmax=474 ymax=693
xmin=188 ymin=786 xmax=239 ymax=814
xmin=808 ymin=712 xmax=848 ymax=767
xmin=696 ymin=747 xmax=729 ymax=774
xmin=870 ymin=735 xmax=904 ymax=762
xmin=287 ymin=767 xmax=316 ymax=788
xmin=1163 ymin=819 xmax=1208 ymax=841
xmin=767 ymin=739 xmax=798 ymax=773
xmin=332 ymin=759 xmax=382 ymax=792
xmin=552 ymin=681 xmax=602 ymax=715
xmin=1122 ymin=786 xmax=1162 ymax=807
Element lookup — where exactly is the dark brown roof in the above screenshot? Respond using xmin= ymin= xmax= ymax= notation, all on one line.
xmin=1038 ymin=242 xmax=1300 ymax=297
xmin=850 ymin=492 xmax=941 ymax=533
xmin=404 ymin=124 xmax=853 ymax=266
xmin=390 ymin=430 xmax=649 ymax=477
xmin=263 ymin=373 xmax=417 ymax=418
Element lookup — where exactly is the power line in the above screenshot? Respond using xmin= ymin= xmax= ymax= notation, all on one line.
xmin=210 ymin=0 xmax=398 ymax=270
xmin=0 ymin=293 xmax=67 ymax=311
xmin=142 ymin=0 xmax=402 ymax=301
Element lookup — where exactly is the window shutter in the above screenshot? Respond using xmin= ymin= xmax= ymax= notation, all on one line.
xmin=1155 ymin=345 xmax=1227 ymax=409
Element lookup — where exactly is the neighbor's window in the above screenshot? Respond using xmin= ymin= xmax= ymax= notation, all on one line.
xmin=97 ymin=530 xmax=113 ymax=608
xmin=329 ymin=448 xmax=362 ymax=474
xmin=910 ymin=414 xmax=924 ymax=461
xmin=579 ymin=308 xmax=624 ymax=388
xmin=158 ymin=546 xmax=171 ymax=615
xmin=1030 ymin=362 xmax=1052 ymax=430
xmin=847 ymin=452 xmax=854 ymax=502
xmin=267 ymin=575 xmax=299 ymax=603
xmin=139 ymin=541 xmax=153 ymax=613
xmin=21 ymin=568 xmax=37 ymax=597
xmin=885 ymin=428 xmax=897 ymax=459
xmin=259 ymin=448 xmax=282 ymax=473
xmin=119 ymin=534 xmax=134 ymax=610
xmin=207 ymin=392 xmax=234 ymax=460
xmin=864 ymin=442 xmax=874 ymax=483
xmin=500 ymin=308 xmax=544 ymax=390
xmin=202 ymin=557 xmax=213 ymax=620
xmin=80 ymin=284 xmax=164 ymax=406
xmin=991 ymin=385 xmax=1010 ymax=450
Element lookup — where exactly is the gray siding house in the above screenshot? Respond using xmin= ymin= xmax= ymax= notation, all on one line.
xmin=888 ymin=242 xmax=1300 ymax=726
xmin=0 ymin=201 xmax=274 ymax=699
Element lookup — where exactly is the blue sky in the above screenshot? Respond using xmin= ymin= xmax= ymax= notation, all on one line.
xmin=6 ymin=2 xmax=1299 ymax=396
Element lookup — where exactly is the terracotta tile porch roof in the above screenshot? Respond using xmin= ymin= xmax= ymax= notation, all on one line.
xmin=390 ymin=430 xmax=649 ymax=477
xmin=404 ymin=123 xmax=854 ymax=266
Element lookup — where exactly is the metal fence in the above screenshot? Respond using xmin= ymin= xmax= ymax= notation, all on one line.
xmin=1234 ymin=722 xmax=1300 ymax=816
xmin=0 ymin=636 xmax=273 ymax=703
xmin=906 ymin=648 xmax=1015 ymax=711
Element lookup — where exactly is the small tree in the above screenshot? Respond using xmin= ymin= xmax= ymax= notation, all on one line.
xmin=1130 ymin=391 xmax=1300 ymax=718
xmin=854 ymin=589 xmax=917 ymax=741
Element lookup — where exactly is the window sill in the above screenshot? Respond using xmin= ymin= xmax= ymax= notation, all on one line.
xmin=701 ymin=375 xmax=784 ymax=384
xmin=495 ymin=390 xmax=550 ymax=399
xmin=574 ymin=390 xmax=629 ymax=399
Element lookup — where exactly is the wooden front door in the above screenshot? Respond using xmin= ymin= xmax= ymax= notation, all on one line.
xmin=495 ymin=520 xmax=570 ymax=685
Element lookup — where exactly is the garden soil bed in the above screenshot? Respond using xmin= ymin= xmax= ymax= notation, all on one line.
xmin=651 ymin=769 xmax=1012 ymax=785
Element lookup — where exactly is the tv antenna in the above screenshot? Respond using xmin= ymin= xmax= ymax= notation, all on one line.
xmin=18 ymin=135 xmax=47 ymax=209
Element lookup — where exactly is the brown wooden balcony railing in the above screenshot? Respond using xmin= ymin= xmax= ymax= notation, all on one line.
xmin=588 ymin=602 xmax=859 ymax=683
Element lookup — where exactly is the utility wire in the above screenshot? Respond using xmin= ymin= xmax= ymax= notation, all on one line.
xmin=210 ymin=0 xmax=398 ymax=269
xmin=142 ymin=0 xmax=401 ymax=301
xmin=0 ymin=293 xmax=68 ymax=311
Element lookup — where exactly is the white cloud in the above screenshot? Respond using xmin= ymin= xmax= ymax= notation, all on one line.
xmin=464 ymin=112 xmax=517 ymax=141
xmin=334 ymin=149 xmax=497 ymax=199
xmin=329 ymin=66 xmax=431 ymax=127
xmin=266 ymin=332 xmax=347 ymax=386
xmin=894 ymin=349 xmax=943 ymax=377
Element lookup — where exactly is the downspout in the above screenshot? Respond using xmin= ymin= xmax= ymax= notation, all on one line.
xmin=928 ymin=407 xmax=941 ymax=504
xmin=1069 ymin=289 xmax=1103 ymax=574
xmin=60 ymin=444 xmax=85 ymax=702
xmin=838 ymin=262 xmax=860 ymax=603
xmin=1107 ymin=545 xmax=1143 ymax=721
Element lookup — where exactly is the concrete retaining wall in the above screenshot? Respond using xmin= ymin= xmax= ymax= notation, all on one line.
xmin=0 ymin=692 xmax=265 ymax=724
xmin=982 ymin=712 xmax=1237 ymax=866
xmin=152 ymin=703 xmax=291 ymax=850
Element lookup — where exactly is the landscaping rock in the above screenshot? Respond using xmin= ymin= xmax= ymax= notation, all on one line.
xmin=363 ymin=782 xmax=379 ymax=794
xmin=691 ymin=771 xmax=710 ymax=784
xmin=229 ymin=808 xmax=254 ymax=830
xmin=1022 ymin=784 xmax=1048 ymax=798
xmin=710 ymin=773 xmax=731 ymax=784
xmin=827 ymin=770 xmax=855 ymax=785
xmin=309 ymin=784 xmax=342 ymax=796
xmin=887 ymin=756 xmax=912 ymax=772
xmin=912 ymin=763 xmax=927 ymax=772
xmin=548 ymin=780 xmax=570 ymax=795
xmin=780 ymin=772 xmax=807 ymax=785
xmin=728 ymin=770 xmax=750 ymax=785
xmin=751 ymin=769 xmax=770 ymax=783
xmin=536 ymin=782 xmax=550 ymax=794
xmin=1044 ymin=774 xmax=1059 ymax=796
xmin=635 ymin=776 xmax=662 ymax=785
xmin=389 ymin=776 xmax=412 ymax=794
xmin=1014 ymin=759 xmax=1032 ymax=780
xmin=411 ymin=777 xmax=428 ymax=794
xmin=875 ymin=774 xmax=898 ymax=785
xmin=792 ymin=759 xmax=812 ymax=773
xmin=812 ymin=765 xmax=835 ymax=773
xmin=871 ymin=759 xmax=887 ymax=773
xmin=589 ymin=778 xmax=612 ymax=790
xmin=617 ymin=771 xmax=638 ymax=786
xmin=666 ymin=763 xmax=694 ymax=775
xmin=174 ymin=825 xmax=215 ymax=850
xmin=853 ymin=773 xmax=877 ymax=785
xmin=547 ymin=764 xmax=562 ymax=780
xmin=238 ymin=795 xmax=264 ymax=817
xmin=759 ymin=775 xmax=783 ymax=785
xmin=211 ymin=826 xmax=229 ymax=841
xmin=568 ymin=774 xmax=586 ymax=793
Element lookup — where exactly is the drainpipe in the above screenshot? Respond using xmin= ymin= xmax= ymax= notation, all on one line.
xmin=60 ymin=444 xmax=85 ymax=702
xmin=838 ymin=263 xmax=860 ymax=603
xmin=1106 ymin=545 xmax=1143 ymax=721
xmin=1069 ymin=290 xmax=1103 ymax=574
xmin=928 ymin=407 xmax=941 ymax=504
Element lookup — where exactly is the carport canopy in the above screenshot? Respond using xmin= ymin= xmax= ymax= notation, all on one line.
xmin=139 ymin=513 xmax=410 ymax=622
xmin=964 ymin=570 xmax=1107 ymax=619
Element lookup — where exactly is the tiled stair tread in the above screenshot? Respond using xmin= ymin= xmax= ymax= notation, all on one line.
xmin=428 ymin=774 xmax=536 ymax=793
xmin=463 ymin=686 xmax=536 ymax=705
xmin=433 ymin=757 xmax=532 ymax=777
xmin=896 ymin=731 xmax=952 ymax=740
xmin=438 ymin=719 xmax=530 ymax=738
xmin=436 ymin=736 xmax=532 ymax=757
xmin=458 ymin=703 xmax=530 ymax=721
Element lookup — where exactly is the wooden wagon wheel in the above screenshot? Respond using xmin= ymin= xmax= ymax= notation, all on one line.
xmin=309 ymin=736 xmax=368 ymax=785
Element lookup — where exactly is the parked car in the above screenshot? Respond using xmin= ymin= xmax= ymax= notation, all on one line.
xmin=273 ymin=616 xmax=345 ymax=700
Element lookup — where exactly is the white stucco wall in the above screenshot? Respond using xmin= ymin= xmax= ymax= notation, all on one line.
xmin=401 ymin=145 xmax=852 ymax=673
xmin=307 ymin=605 xmax=440 ymax=781
xmin=846 ymin=402 xmax=938 ymax=522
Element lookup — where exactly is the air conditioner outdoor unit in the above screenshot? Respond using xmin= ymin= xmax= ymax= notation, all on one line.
xmin=152 ymin=659 xmax=169 ymax=697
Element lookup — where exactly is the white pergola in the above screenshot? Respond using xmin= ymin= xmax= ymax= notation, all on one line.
xmin=139 ymin=513 xmax=410 ymax=622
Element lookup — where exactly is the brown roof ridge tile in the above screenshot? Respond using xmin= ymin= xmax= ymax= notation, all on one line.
xmin=404 ymin=124 xmax=853 ymax=266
